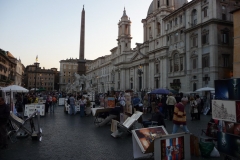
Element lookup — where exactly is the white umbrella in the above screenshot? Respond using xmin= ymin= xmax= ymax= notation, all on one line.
xmin=195 ymin=87 xmax=215 ymax=92
xmin=2 ymin=85 xmax=29 ymax=92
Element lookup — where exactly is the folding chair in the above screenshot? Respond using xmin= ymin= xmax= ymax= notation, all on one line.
xmin=7 ymin=111 xmax=42 ymax=141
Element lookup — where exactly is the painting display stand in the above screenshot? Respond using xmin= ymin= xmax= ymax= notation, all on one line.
xmin=154 ymin=132 xmax=191 ymax=160
xmin=131 ymin=126 xmax=168 ymax=159
xmin=213 ymin=78 xmax=240 ymax=159
xmin=111 ymin=111 xmax=143 ymax=138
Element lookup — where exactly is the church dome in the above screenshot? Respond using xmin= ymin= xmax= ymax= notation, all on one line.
xmin=147 ymin=1 xmax=154 ymax=15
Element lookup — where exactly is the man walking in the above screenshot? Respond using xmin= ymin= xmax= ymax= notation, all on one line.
xmin=0 ymin=97 xmax=10 ymax=149
xmin=172 ymin=97 xmax=189 ymax=134
xmin=166 ymin=93 xmax=176 ymax=120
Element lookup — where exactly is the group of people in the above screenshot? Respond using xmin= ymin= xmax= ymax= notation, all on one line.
xmin=67 ymin=94 xmax=91 ymax=117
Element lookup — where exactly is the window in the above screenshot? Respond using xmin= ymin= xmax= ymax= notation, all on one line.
xmin=156 ymin=64 xmax=159 ymax=73
xmin=180 ymin=57 xmax=183 ymax=71
xmin=203 ymin=7 xmax=208 ymax=17
xmin=174 ymin=54 xmax=180 ymax=72
xmin=158 ymin=0 xmax=160 ymax=8
xmin=157 ymin=22 xmax=161 ymax=35
xmin=175 ymin=32 xmax=178 ymax=42
xmin=193 ymin=83 xmax=197 ymax=92
xmin=155 ymin=78 xmax=159 ymax=88
xmin=166 ymin=0 xmax=169 ymax=6
xmin=175 ymin=18 xmax=178 ymax=25
xmin=149 ymin=27 xmax=152 ymax=38
xmin=222 ymin=54 xmax=229 ymax=67
xmin=192 ymin=58 xmax=197 ymax=69
xmin=169 ymin=60 xmax=172 ymax=72
xmin=192 ymin=35 xmax=198 ymax=47
xmin=179 ymin=15 xmax=182 ymax=24
xmin=202 ymin=31 xmax=209 ymax=45
xmin=222 ymin=31 xmax=229 ymax=44
xmin=125 ymin=43 xmax=127 ymax=47
xmin=202 ymin=55 xmax=209 ymax=68
xmin=222 ymin=6 xmax=226 ymax=20
xmin=169 ymin=21 xmax=172 ymax=28
xmin=192 ymin=9 xmax=197 ymax=26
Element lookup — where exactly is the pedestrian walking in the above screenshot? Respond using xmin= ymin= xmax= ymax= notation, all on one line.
xmin=0 ymin=97 xmax=10 ymax=149
xmin=161 ymin=94 xmax=168 ymax=119
xmin=189 ymin=97 xmax=198 ymax=121
xmin=195 ymin=95 xmax=201 ymax=120
xmin=52 ymin=95 xmax=57 ymax=113
xmin=79 ymin=96 xmax=86 ymax=117
xmin=69 ymin=94 xmax=76 ymax=115
xmin=166 ymin=93 xmax=176 ymax=121
xmin=172 ymin=97 xmax=189 ymax=134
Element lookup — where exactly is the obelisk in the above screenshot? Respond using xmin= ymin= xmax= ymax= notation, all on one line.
xmin=78 ymin=5 xmax=86 ymax=75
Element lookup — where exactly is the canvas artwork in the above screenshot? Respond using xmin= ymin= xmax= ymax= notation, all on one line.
xmin=132 ymin=126 xmax=168 ymax=153
xmin=223 ymin=121 xmax=234 ymax=134
xmin=227 ymin=78 xmax=240 ymax=101
xmin=236 ymin=101 xmax=240 ymax=123
xmin=233 ymin=124 xmax=240 ymax=136
xmin=161 ymin=137 xmax=184 ymax=160
xmin=212 ymin=100 xmax=236 ymax=122
xmin=107 ymin=97 xmax=115 ymax=108
xmin=215 ymin=79 xmax=229 ymax=100
xmin=217 ymin=132 xmax=240 ymax=158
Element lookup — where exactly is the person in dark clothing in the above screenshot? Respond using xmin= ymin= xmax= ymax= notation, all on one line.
xmin=142 ymin=106 xmax=166 ymax=128
xmin=0 ymin=97 xmax=10 ymax=149
xmin=175 ymin=94 xmax=181 ymax=103
xmin=161 ymin=95 xmax=168 ymax=119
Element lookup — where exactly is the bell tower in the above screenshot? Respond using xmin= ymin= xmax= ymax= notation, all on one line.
xmin=117 ymin=8 xmax=132 ymax=54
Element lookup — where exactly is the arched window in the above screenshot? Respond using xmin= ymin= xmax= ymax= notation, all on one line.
xmin=192 ymin=9 xmax=197 ymax=26
xmin=174 ymin=53 xmax=180 ymax=72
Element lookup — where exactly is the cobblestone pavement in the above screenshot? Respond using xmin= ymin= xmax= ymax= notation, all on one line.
xmin=0 ymin=105 xmax=231 ymax=160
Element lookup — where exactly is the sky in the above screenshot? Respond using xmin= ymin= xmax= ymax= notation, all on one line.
xmin=0 ymin=0 xmax=191 ymax=70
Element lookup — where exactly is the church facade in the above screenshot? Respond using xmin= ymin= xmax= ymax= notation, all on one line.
xmin=86 ymin=0 xmax=239 ymax=94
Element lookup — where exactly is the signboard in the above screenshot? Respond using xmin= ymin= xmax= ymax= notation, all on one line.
xmin=58 ymin=98 xmax=65 ymax=106
xmin=24 ymin=104 xmax=45 ymax=117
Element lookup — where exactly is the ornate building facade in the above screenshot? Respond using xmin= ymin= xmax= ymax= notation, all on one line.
xmin=86 ymin=0 xmax=239 ymax=94
xmin=0 ymin=49 xmax=25 ymax=87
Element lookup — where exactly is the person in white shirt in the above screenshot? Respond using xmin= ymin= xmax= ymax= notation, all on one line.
xmin=166 ymin=93 xmax=177 ymax=121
